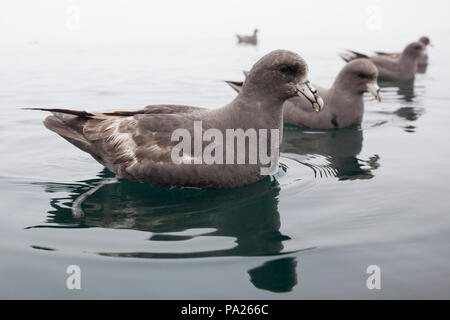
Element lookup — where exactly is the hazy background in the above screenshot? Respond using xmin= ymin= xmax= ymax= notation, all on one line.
xmin=2 ymin=0 xmax=450 ymax=110
xmin=1 ymin=0 xmax=450 ymax=299
xmin=2 ymin=0 xmax=450 ymax=47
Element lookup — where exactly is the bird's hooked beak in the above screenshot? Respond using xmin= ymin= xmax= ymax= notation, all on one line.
xmin=367 ymin=81 xmax=381 ymax=102
xmin=295 ymin=81 xmax=324 ymax=112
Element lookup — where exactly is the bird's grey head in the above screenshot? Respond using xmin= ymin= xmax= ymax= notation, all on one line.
xmin=241 ymin=49 xmax=323 ymax=112
xmin=337 ymin=59 xmax=381 ymax=101
xmin=403 ymin=41 xmax=425 ymax=58
xmin=418 ymin=36 xmax=431 ymax=46
xmin=254 ymin=29 xmax=259 ymax=34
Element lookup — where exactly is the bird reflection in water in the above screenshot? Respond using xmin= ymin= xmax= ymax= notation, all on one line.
xmin=417 ymin=63 xmax=428 ymax=74
xmin=248 ymin=257 xmax=298 ymax=293
xmin=282 ymin=126 xmax=380 ymax=181
xmin=32 ymin=124 xmax=383 ymax=292
xmin=377 ymin=78 xmax=425 ymax=132
xmin=33 ymin=169 xmax=311 ymax=293
xmin=379 ymin=78 xmax=416 ymax=102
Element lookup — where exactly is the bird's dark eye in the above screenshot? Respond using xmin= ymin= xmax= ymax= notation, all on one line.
xmin=358 ymin=72 xmax=367 ymax=79
xmin=279 ymin=65 xmax=290 ymax=73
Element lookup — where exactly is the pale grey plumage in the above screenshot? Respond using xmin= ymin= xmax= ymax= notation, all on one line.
xmin=225 ymin=59 xmax=379 ymax=129
xmin=236 ymin=29 xmax=258 ymax=45
xmin=29 ymin=50 xmax=319 ymax=188
xmin=340 ymin=41 xmax=425 ymax=81
xmin=375 ymin=36 xmax=432 ymax=67
xmin=284 ymin=60 xmax=379 ymax=129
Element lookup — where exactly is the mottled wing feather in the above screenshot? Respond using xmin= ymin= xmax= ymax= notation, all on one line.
xmin=83 ymin=117 xmax=140 ymax=167
xmin=143 ymin=104 xmax=204 ymax=114
xmin=369 ymin=55 xmax=401 ymax=78
xmin=43 ymin=105 xmax=206 ymax=181
xmin=81 ymin=110 xmax=203 ymax=181
xmin=374 ymin=51 xmax=399 ymax=58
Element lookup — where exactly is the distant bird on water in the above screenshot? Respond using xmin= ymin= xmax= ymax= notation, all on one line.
xmin=340 ymin=41 xmax=425 ymax=81
xmin=374 ymin=36 xmax=432 ymax=67
xmin=236 ymin=29 xmax=258 ymax=45
xmin=27 ymin=50 xmax=323 ymax=190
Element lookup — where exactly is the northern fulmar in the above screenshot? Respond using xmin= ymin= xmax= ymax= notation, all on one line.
xmin=374 ymin=36 xmax=432 ymax=67
xmin=236 ymin=29 xmax=258 ymax=45
xmin=340 ymin=41 xmax=425 ymax=81
xmin=28 ymin=50 xmax=323 ymax=189
xmin=283 ymin=59 xmax=380 ymax=129
xmin=225 ymin=59 xmax=380 ymax=129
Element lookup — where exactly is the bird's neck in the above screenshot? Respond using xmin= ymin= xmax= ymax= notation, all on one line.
xmin=329 ymin=83 xmax=364 ymax=115
xmin=224 ymin=93 xmax=285 ymax=130
xmin=331 ymin=77 xmax=363 ymax=101
xmin=399 ymin=53 xmax=419 ymax=71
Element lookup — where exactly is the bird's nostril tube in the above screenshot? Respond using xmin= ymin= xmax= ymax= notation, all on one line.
xmin=306 ymin=81 xmax=317 ymax=94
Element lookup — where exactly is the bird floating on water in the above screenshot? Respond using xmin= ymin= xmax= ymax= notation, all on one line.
xmin=236 ymin=28 xmax=258 ymax=45
xmin=340 ymin=41 xmax=425 ymax=81
xmin=27 ymin=50 xmax=323 ymax=191
xmin=226 ymin=59 xmax=380 ymax=129
xmin=374 ymin=36 xmax=432 ymax=68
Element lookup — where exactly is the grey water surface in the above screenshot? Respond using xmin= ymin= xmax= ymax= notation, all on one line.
xmin=1 ymin=1 xmax=450 ymax=299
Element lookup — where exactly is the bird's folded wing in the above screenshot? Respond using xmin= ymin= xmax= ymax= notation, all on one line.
xmin=370 ymin=55 xmax=401 ymax=71
xmin=82 ymin=110 xmax=200 ymax=167
xmin=35 ymin=105 xmax=203 ymax=170
xmin=374 ymin=51 xmax=398 ymax=57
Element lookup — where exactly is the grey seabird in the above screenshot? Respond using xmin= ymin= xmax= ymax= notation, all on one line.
xmin=340 ymin=41 xmax=425 ymax=81
xmin=225 ymin=59 xmax=380 ymax=129
xmin=236 ymin=29 xmax=258 ymax=45
xmin=374 ymin=36 xmax=432 ymax=67
xmin=283 ymin=59 xmax=380 ymax=129
xmin=28 ymin=50 xmax=323 ymax=189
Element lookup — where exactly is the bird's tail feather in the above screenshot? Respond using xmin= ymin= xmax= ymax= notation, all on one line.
xmin=42 ymin=115 xmax=92 ymax=154
xmin=346 ymin=49 xmax=369 ymax=59
xmin=26 ymin=107 xmax=94 ymax=154
xmin=339 ymin=49 xmax=369 ymax=62
xmin=23 ymin=107 xmax=94 ymax=118
xmin=339 ymin=53 xmax=352 ymax=63
xmin=224 ymin=80 xmax=243 ymax=93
